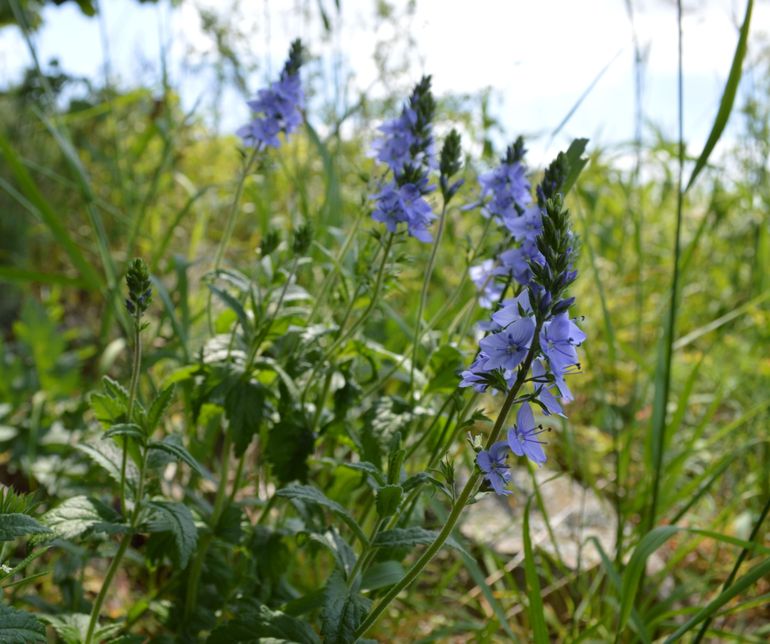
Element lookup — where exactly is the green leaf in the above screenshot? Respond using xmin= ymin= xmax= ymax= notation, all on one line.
xmin=147 ymin=437 xmax=209 ymax=479
xmin=523 ymin=498 xmax=549 ymax=644
xmin=618 ymin=526 xmax=679 ymax=635
xmin=207 ymin=598 xmax=320 ymax=644
xmin=103 ymin=423 xmax=145 ymax=443
xmin=265 ymin=410 xmax=315 ymax=485
xmin=685 ymin=0 xmax=753 ymax=192
xmin=88 ymin=392 xmax=126 ymax=426
xmin=277 ymin=484 xmax=367 ymax=545
xmin=375 ymin=484 xmax=402 ymax=518
xmin=42 ymin=495 xmax=126 ymax=540
xmin=320 ymin=569 xmax=371 ymax=644
xmin=0 ymin=513 xmax=51 ymax=541
xmin=307 ymin=529 xmax=357 ymax=579
xmin=41 ymin=613 xmax=122 ymax=644
xmin=77 ymin=438 xmax=139 ymax=493
xmin=561 ymin=137 xmax=589 ymax=195
xmin=0 ymin=604 xmax=46 ymax=643
xmin=360 ymin=560 xmax=405 ymax=591
xmin=145 ymin=384 xmax=175 ymax=434
xmin=101 ymin=376 xmax=129 ymax=406
xmin=146 ymin=501 xmax=198 ymax=569
xmin=225 ymin=380 xmax=267 ymax=456
xmin=372 ymin=527 xmax=466 ymax=555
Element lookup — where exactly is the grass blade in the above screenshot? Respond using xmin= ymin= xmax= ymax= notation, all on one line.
xmin=685 ymin=0 xmax=753 ymax=192
xmin=523 ymin=498 xmax=549 ymax=644
xmin=0 ymin=132 xmax=102 ymax=291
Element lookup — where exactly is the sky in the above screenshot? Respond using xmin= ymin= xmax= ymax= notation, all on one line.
xmin=0 ymin=0 xmax=767 ymax=165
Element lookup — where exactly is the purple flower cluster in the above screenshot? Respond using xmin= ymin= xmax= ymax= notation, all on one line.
xmin=370 ymin=77 xmax=437 ymax=243
xmin=469 ymin=140 xmax=547 ymax=308
xmin=462 ymin=152 xmax=584 ymax=494
xmin=237 ymin=40 xmax=304 ymax=149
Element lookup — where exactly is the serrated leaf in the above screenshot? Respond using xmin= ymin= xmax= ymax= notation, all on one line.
xmin=146 ymin=501 xmax=197 ymax=568
xmin=77 ymin=437 xmax=139 ymax=493
xmin=308 ymin=529 xmax=357 ymax=579
xmin=0 ymin=604 xmax=46 ymax=643
xmin=146 ymin=384 xmax=175 ymax=434
xmin=321 ymin=569 xmax=371 ymax=644
xmin=0 ymin=513 xmax=51 ymax=541
xmin=375 ymin=484 xmax=402 ymax=518
xmin=101 ymin=376 xmax=129 ymax=405
xmin=103 ymin=423 xmax=144 ymax=443
xmin=88 ymin=391 xmax=126 ymax=426
xmin=277 ymin=484 xmax=367 ymax=545
xmin=225 ymin=379 xmax=267 ymax=456
xmin=373 ymin=527 xmax=467 ymax=555
xmin=207 ymin=598 xmax=320 ymax=644
xmin=43 ymin=496 xmax=126 ymax=540
xmin=360 ymin=560 xmax=405 ymax=591
xmin=147 ymin=437 xmax=209 ymax=479
xmin=41 ymin=613 xmax=122 ymax=644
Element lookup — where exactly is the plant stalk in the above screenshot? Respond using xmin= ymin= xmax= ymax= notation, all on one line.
xmin=354 ymin=322 xmax=542 ymax=638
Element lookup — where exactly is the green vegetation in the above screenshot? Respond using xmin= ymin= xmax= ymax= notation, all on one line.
xmin=1 ymin=1 xmax=769 ymax=641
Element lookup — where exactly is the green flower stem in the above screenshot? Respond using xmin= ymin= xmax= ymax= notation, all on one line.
xmin=361 ymin=217 xmax=493 ymax=399
xmin=305 ymin=208 xmax=364 ymax=325
xmin=207 ymin=148 xmax=260 ymax=334
xmin=301 ymin=232 xmax=394 ymax=405
xmin=354 ymin=322 xmax=542 ymax=639
xmin=322 ymin=232 xmax=394 ymax=361
xmin=244 ymin=255 xmax=301 ymax=375
xmin=409 ymin=200 xmax=449 ymax=397
xmin=213 ymin=148 xmax=260 ymax=272
xmin=184 ymin=431 xmax=233 ymax=620
xmin=85 ymin=449 xmax=151 ymax=644
xmin=120 ymin=314 xmax=142 ymax=515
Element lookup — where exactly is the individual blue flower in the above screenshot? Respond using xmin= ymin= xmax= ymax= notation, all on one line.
xmin=540 ymin=313 xmax=585 ymax=377
xmin=477 ymin=441 xmax=512 ymax=495
xmin=470 ymin=259 xmax=505 ymax=309
xmin=504 ymin=205 xmax=543 ymax=243
xmin=371 ymin=180 xmax=436 ymax=242
xmin=459 ymin=353 xmax=490 ymax=392
xmin=498 ymin=241 xmax=545 ymax=287
xmin=371 ymin=107 xmax=437 ymax=174
xmin=491 ymin=291 xmax=534 ymax=328
xmin=507 ymin=403 xmax=547 ymax=467
xmin=531 ymin=359 xmax=564 ymax=416
xmin=237 ymin=41 xmax=304 ymax=149
xmin=479 ymin=160 xmax=531 ymax=222
xmin=478 ymin=317 xmax=535 ymax=371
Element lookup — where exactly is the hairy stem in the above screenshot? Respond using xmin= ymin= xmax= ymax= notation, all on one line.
xmin=120 ymin=315 xmax=142 ymax=515
xmin=85 ymin=448 xmax=150 ymax=644
xmin=184 ymin=431 xmax=233 ymax=620
xmin=409 ymin=200 xmax=448 ymax=396
xmin=355 ymin=323 xmax=542 ymax=638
